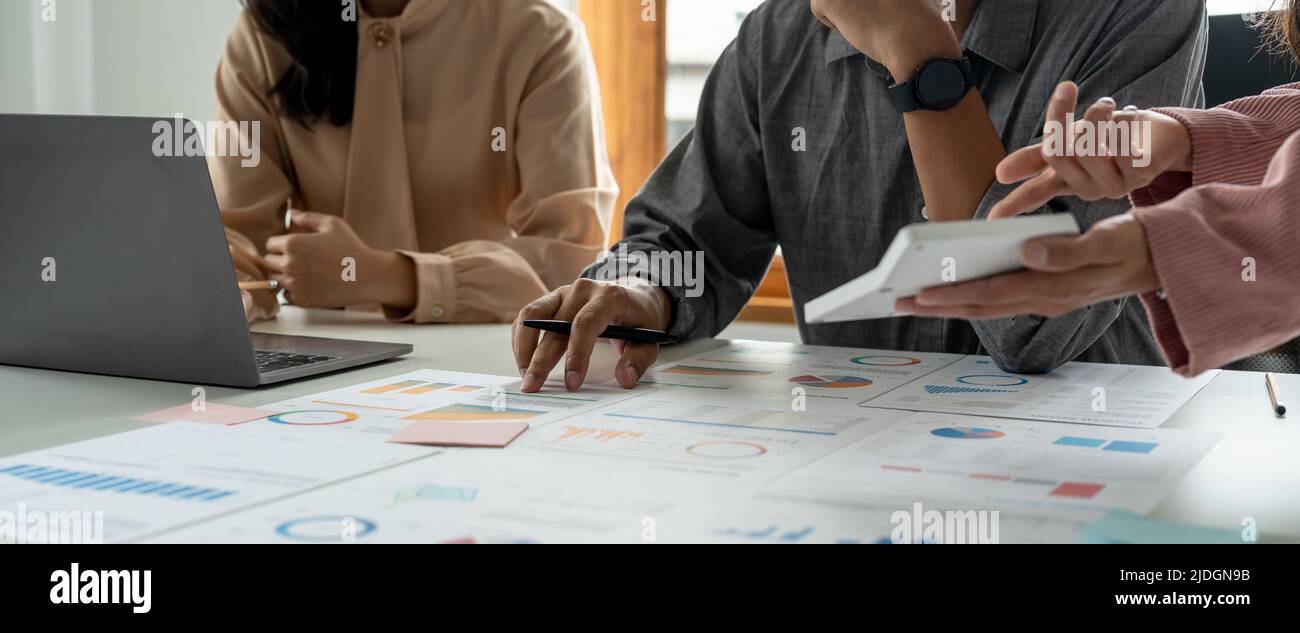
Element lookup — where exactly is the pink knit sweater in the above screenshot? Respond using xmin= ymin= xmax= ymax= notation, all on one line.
xmin=1129 ymin=83 xmax=1300 ymax=376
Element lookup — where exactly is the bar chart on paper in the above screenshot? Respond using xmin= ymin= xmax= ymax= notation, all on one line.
xmin=404 ymin=403 xmax=546 ymax=422
xmin=396 ymin=380 xmax=651 ymax=427
xmin=0 ymin=421 xmax=433 ymax=542
xmin=0 ymin=464 xmax=236 ymax=502
xmin=779 ymin=412 xmax=1222 ymax=517
xmin=274 ymin=370 xmax=519 ymax=418
xmin=363 ymin=380 xmax=483 ymax=396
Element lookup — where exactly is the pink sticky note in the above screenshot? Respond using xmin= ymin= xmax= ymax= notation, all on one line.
xmin=389 ymin=422 xmax=528 ymax=448
xmin=134 ymin=403 xmax=270 ymax=426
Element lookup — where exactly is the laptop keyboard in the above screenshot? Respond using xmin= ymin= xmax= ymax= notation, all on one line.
xmin=255 ymin=350 xmax=338 ymax=374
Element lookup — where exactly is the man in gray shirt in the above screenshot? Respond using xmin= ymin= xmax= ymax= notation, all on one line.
xmin=513 ymin=0 xmax=1207 ymax=393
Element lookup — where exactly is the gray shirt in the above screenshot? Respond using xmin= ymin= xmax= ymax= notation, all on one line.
xmin=585 ymin=0 xmax=1207 ymax=373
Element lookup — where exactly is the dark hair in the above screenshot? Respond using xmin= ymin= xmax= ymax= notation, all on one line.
xmin=1263 ymin=0 xmax=1300 ymax=63
xmin=241 ymin=0 xmax=358 ymax=127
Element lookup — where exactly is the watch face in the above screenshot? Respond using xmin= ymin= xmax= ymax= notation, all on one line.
xmin=916 ymin=59 xmax=968 ymax=110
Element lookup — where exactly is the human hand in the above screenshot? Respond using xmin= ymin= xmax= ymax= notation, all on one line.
xmin=512 ymin=279 xmax=673 ymax=393
xmin=989 ymin=82 xmax=1192 ymax=218
xmin=265 ymin=210 xmax=413 ymax=309
xmin=229 ymin=244 xmax=279 ymax=323
xmin=896 ymin=214 xmax=1160 ymax=319
xmin=810 ymin=0 xmax=959 ymax=79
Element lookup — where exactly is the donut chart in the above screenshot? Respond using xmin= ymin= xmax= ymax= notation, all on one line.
xmin=275 ymin=516 xmax=377 ymax=542
xmin=956 ymin=374 xmax=1030 ymax=388
xmin=266 ymin=410 xmax=360 ymax=426
xmin=851 ymin=355 xmax=923 ymax=367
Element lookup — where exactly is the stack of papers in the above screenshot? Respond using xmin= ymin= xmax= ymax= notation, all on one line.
xmin=0 ymin=341 xmax=1228 ymax=543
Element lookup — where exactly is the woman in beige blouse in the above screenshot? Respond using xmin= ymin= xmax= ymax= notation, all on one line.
xmin=216 ymin=0 xmax=615 ymax=324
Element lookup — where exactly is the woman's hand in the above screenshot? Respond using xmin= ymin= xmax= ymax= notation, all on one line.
xmin=229 ymin=243 xmax=279 ymax=323
xmin=896 ymin=214 xmax=1161 ymax=319
xmin=989 ymin=81 xmax=1192 ymax=219
xmin=240 ymin=290 xmax=256 ymax=324
xmin=265 ymin=210 xmax=415 ymax=310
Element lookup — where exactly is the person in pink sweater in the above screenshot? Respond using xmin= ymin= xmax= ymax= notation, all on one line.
xmin=897 ymin=12 xmax=1300 ymax=378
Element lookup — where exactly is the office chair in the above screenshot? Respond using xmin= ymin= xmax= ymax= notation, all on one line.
xmin=1204 ymin=13 xmax=1299 ymax=373
xmin=1204 ymin=12 xmax=1296 ymax=107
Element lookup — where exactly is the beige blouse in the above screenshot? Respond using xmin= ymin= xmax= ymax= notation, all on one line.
xmin=211 ymin=0 xmax=616 ymax=323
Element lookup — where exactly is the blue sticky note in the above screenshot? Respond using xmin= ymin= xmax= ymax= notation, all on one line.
xmin=1081 ymin=511 xmax=1246 ymax=544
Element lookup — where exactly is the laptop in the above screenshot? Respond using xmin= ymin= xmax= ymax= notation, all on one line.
xmin=0 ymin=114 xmax=412 ymax=388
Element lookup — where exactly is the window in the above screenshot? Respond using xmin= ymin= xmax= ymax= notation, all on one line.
xmin=665 ymin=1 xmax=792 ymax=322
xmin=576 ymin=0 xmax=787 ymax=322
xmin=666 ymin=0 xmax=765 ymax=148
xmin=1207 ymin=0 xmax=1279 ymax=15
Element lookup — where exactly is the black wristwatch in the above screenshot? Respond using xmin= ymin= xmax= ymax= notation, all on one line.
xmin=888 ymin=56 xmax=976 ymax=113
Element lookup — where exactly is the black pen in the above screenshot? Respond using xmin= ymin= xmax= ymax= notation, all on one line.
xmin=523 ymin=320 xmax=676 ymax=345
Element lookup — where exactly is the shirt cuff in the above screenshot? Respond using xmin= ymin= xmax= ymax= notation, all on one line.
xmin=1138 ymin=290 xmax=1191 ymax=376
xmin=383 ymin=250 xmax=458 ymax=324
xmin=580 ymin=246 xmax=700 ymax=341
xmin=1156 ymin=106 xmax=1261 ymax=187
xmin=1131 ymin=203 xmax=1234 ymax=377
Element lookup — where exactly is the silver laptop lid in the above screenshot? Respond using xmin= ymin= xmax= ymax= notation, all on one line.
xmin=0 ymin=114 xmax=261 ymax=386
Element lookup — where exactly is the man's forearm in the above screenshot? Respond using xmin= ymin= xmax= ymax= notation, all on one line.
xmin=879 ymin=22 xmax=1005 ymax=223
xmin=902 ymin=92 xmax=1006 ymax=221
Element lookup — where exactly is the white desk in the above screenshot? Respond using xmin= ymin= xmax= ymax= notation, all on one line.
xmin=2 ymin=307 xmax=1297 ymax=540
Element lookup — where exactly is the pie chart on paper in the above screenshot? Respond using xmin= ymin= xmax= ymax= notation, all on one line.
xmin=789 ymin=375 xmax=874 ymax=389
xmin=930 ymin=427 xmax=1006 ymax=440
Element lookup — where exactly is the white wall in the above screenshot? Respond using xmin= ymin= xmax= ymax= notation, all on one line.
xmin=92 ymin=0 xmax=244 ymax=119
xmin=0 ymin=0 xmax=242 ymax=119
xmin=0 ymin=0 xmax=36 ymax=113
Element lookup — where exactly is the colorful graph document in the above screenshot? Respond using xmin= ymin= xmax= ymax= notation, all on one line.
xmin=147 ymin=458 xmax=478 ymax=544
xmin=505 ymin=404 xmax=910 ymax=486
xmin=401 ymin=380 xmax=652 ymax=427
xmin=259 ymin=370 xmax=650 ymax=442
xmin=864 ymin=356 xmax=1218 ymax=428
xmin=4 ymin=355 xmax=1229 ymax=543
xmin=774 ymin=412 xmax=1222 ymax=518
xmin=0 ymin=422 xmax=434 ymax=543
xmin=659 ymin=490 xmax=1088 ymax=544
xmin=642 ymin=340 xmax=964 ymax=415
xmin=149 ymin=451 xmax=693 ymax=544
xmin=266 ymin=369 xmax=519 ymax=418
xmin=0 ymin=370 xmax=560 ymax=542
